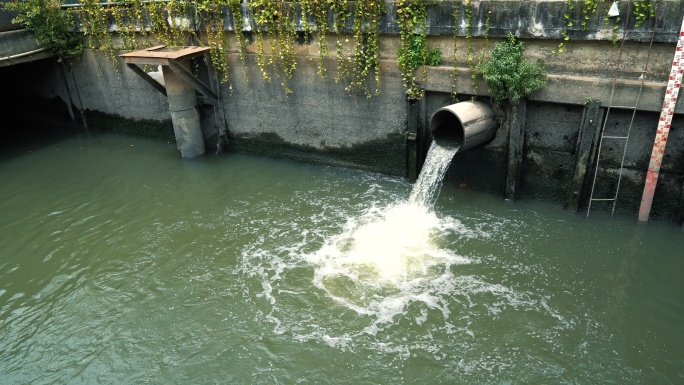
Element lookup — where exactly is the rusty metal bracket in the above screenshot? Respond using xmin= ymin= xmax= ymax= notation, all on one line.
xmin=167 ymin=59 xmax=217 ymax=104
xmin=120 ymin=45 xmax=212 ymax=101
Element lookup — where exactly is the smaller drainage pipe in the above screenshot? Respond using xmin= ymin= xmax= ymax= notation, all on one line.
xmin=429 ymin=100 xmax=498 ymax=151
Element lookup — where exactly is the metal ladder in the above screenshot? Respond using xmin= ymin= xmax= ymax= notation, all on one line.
xmin=586 ymin=2 xmax=660 ymax=217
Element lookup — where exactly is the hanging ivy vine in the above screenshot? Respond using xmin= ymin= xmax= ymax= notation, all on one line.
xmin=604 ymin=6 xmax=621 ymax=47
xmin=555 ymin=0 xmax=657 ymax=53
xmin=300 ymin=0 xmax=333 ymax=79
xmin=632 ymin=0 xmax=655 ymax=27
xmin=146 ymin=1 xmax=178 ymax=47
xmin=464 ymin=0 xmax=478 ymax=93
xmin=80 ymin=0 xmax=116 ymax=62
xmin=346 ymin=0 xmax=385 ymax=98
xmin=553 ymin=0 xmax=574 ymax=53
xmin=450 ymin=0 xmax=482 ymax=98
xmin=397 ymin=0 xmax=427 ymax=100
xmin=110 ymin=0 xmax=136 ymax=51
xmin=8 ymin=0 xmax=661 ymax=100
xmin=227 ymin=0 xmax=248 ymax=82
xmin=451 ymin=1 xmax=460 ymax=100
xmin=250 ymin=0 xmax=297 ymax=93
xmin=197 ymin=0 xmax=230 ymax=84
xmin=331 ymin=0 xmax=351 ymax=85
xmin=166 ymin=0 xmax=190 ymax=47
xmin=581 ymin=0 xmax=598 ymax=30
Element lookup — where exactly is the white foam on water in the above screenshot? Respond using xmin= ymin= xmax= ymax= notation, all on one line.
xmin=230 ymin=143 xmax=574 ymax=366
xmin=307 ymin=203 xmax=469 ymax=287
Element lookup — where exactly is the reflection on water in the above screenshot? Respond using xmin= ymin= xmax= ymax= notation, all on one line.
xmin=0 ymin=133 xmax=683 ymax=383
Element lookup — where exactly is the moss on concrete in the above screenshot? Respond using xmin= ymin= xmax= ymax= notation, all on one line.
xmin=229 ymin=132 xmax=407 ymax=176
xmin=84 ymin=110 xmax=175 ymax=142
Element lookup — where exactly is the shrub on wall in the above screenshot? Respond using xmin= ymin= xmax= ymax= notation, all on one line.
xmin=477 ymin=33 xmax=547 ymax=104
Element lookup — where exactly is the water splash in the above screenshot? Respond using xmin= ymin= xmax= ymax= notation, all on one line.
xmin=307 ymin=142 xmax=464 ymax=296
xmin=307 ymin=202 xmax=468 ymax=288
xmin=409 ymin=143 xmax=460 ymax=209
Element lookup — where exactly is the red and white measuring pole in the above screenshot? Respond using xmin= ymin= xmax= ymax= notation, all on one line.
xmin=638 ymin=16 xmax=684 ymax=222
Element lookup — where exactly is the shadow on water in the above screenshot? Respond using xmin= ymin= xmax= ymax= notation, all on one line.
xmin=0 ymin=58 xmax=83 ymax=162
xmin=0 ymin=119 xmax=81 ymax=163
xmin=0 ymin=93 xmax=80 ymax=161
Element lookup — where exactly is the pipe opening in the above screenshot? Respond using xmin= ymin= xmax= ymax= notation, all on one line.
xmin=430 ymin=109 xmax=465 ymax=149
xmin=429 ymin=101 xmax=498 ymax=152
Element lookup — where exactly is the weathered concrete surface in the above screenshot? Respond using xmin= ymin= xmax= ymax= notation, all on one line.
xmin=21 ymin=0 xmax=682 ymax=222
xmin=0 ymin=29 xmax=52 ymax=66
xmin=419 ymin=0 xmax=684 ymax=43
xmin=220 ymin=53 xmax=408 ymax=175
xmin=520 ymin=102 xmax=585 ymax=204
xmin=505 ymin=100 xmax=526 ymax=201
xmin=65 ymin=50 xmax=170 ymax=122
xmin=218 ymin=1 xmax=684 ymax=43
xmin=422 ymin=63 xmax=684 ymax=114
xmin=566 ymin=101 xmax=602 ymax=212
xmin=0 ymin=0 xmax=20 ymax=32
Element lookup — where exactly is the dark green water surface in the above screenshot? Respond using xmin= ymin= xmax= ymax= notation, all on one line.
xmin=1 ymin=133 xmax=683 ymax=384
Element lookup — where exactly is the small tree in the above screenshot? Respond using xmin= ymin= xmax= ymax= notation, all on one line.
xmin=477 ymin=33 xmax=547 ymax=104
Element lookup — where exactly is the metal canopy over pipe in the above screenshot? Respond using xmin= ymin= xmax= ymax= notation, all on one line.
xmin=429 ymin=101 xmax=498 ymax=151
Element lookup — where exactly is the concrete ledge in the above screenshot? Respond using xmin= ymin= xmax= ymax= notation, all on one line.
xmin=421 ymin=65 xmax=684 ymax=114
xmin=0 ymin=29 xmax=52 ymax=67
xmin=0 ymin=0 xmax=20 ymax=32
xmin=67 ymin=0 xmax=684 ymax=43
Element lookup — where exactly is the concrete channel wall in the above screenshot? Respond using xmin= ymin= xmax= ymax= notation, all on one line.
xmin=18 ymin=0 xmax=684 ymax=222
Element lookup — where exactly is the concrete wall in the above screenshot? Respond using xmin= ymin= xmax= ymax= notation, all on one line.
xmin=0 ymin=0 xmax=20 ymax=32
xmin=40 ymin=0 xmax=684 ymax=222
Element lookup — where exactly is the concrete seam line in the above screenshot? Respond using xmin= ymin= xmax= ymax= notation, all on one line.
xmin=0 ymin=47 xmax=49 ymax=63
xmin=168 ymin=105 xmax=197 ymax=113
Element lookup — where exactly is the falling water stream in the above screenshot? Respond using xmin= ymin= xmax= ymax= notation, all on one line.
xmin=1 ymin=132 xmax=683 ymax=383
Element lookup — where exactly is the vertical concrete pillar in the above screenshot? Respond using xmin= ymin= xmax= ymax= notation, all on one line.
xmin=566 ymin=101 xmax=602 ymax=212
xmin=162 ymin=59 xmax=205 ymax=158
xmin=504 ymin=99 xmax=526 ymax=201
xmin=677 ymin=181 xmax=684 ymax=225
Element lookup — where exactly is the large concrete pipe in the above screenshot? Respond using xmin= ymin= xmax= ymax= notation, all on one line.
xmin=162 ymin=59 xmax=205 ymax=159
xmin=429 ymin=100 xmax=498 ymax=151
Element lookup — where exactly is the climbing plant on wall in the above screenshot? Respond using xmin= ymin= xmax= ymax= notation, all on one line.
xmin=347 ymin=0 xmax=385 ymax=98
xmin=249 ymin=0 xmax=297 ymax=93
xmin=109 ymin=0 xmax=137 ymax=51
xmin=331 ymin=0 xmax=351 ymax=85
xmin=397 ymin=0 xmax=443 ymax=100
xmin=299 ymin=0 xmax=332 ymax=78
xmin=556 ymin=0 xmax=658 ymax=53
xmin=451 ymin=0 xmax=490 ymax=100
xmin=227 ymin=0 xmax=248 ymax=82
xmin=80 ymin=0 xmax=117 ymax=62
xmin=632 ymin=0 xmax=656 ymax=27
xmin=6 ymin=0 xmax=388 ymax=97
xmin=196 ymin=0 xmax=230 ymax=84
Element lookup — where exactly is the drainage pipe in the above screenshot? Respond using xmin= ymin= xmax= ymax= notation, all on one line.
xmin=429 ymin=100 xmax=498 ymax=151
xmin=162 ymin=59 xmax=205 ymax=159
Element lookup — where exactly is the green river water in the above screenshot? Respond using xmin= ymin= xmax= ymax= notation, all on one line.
xmin=1 ymin=132 xmax=683 ymax=384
